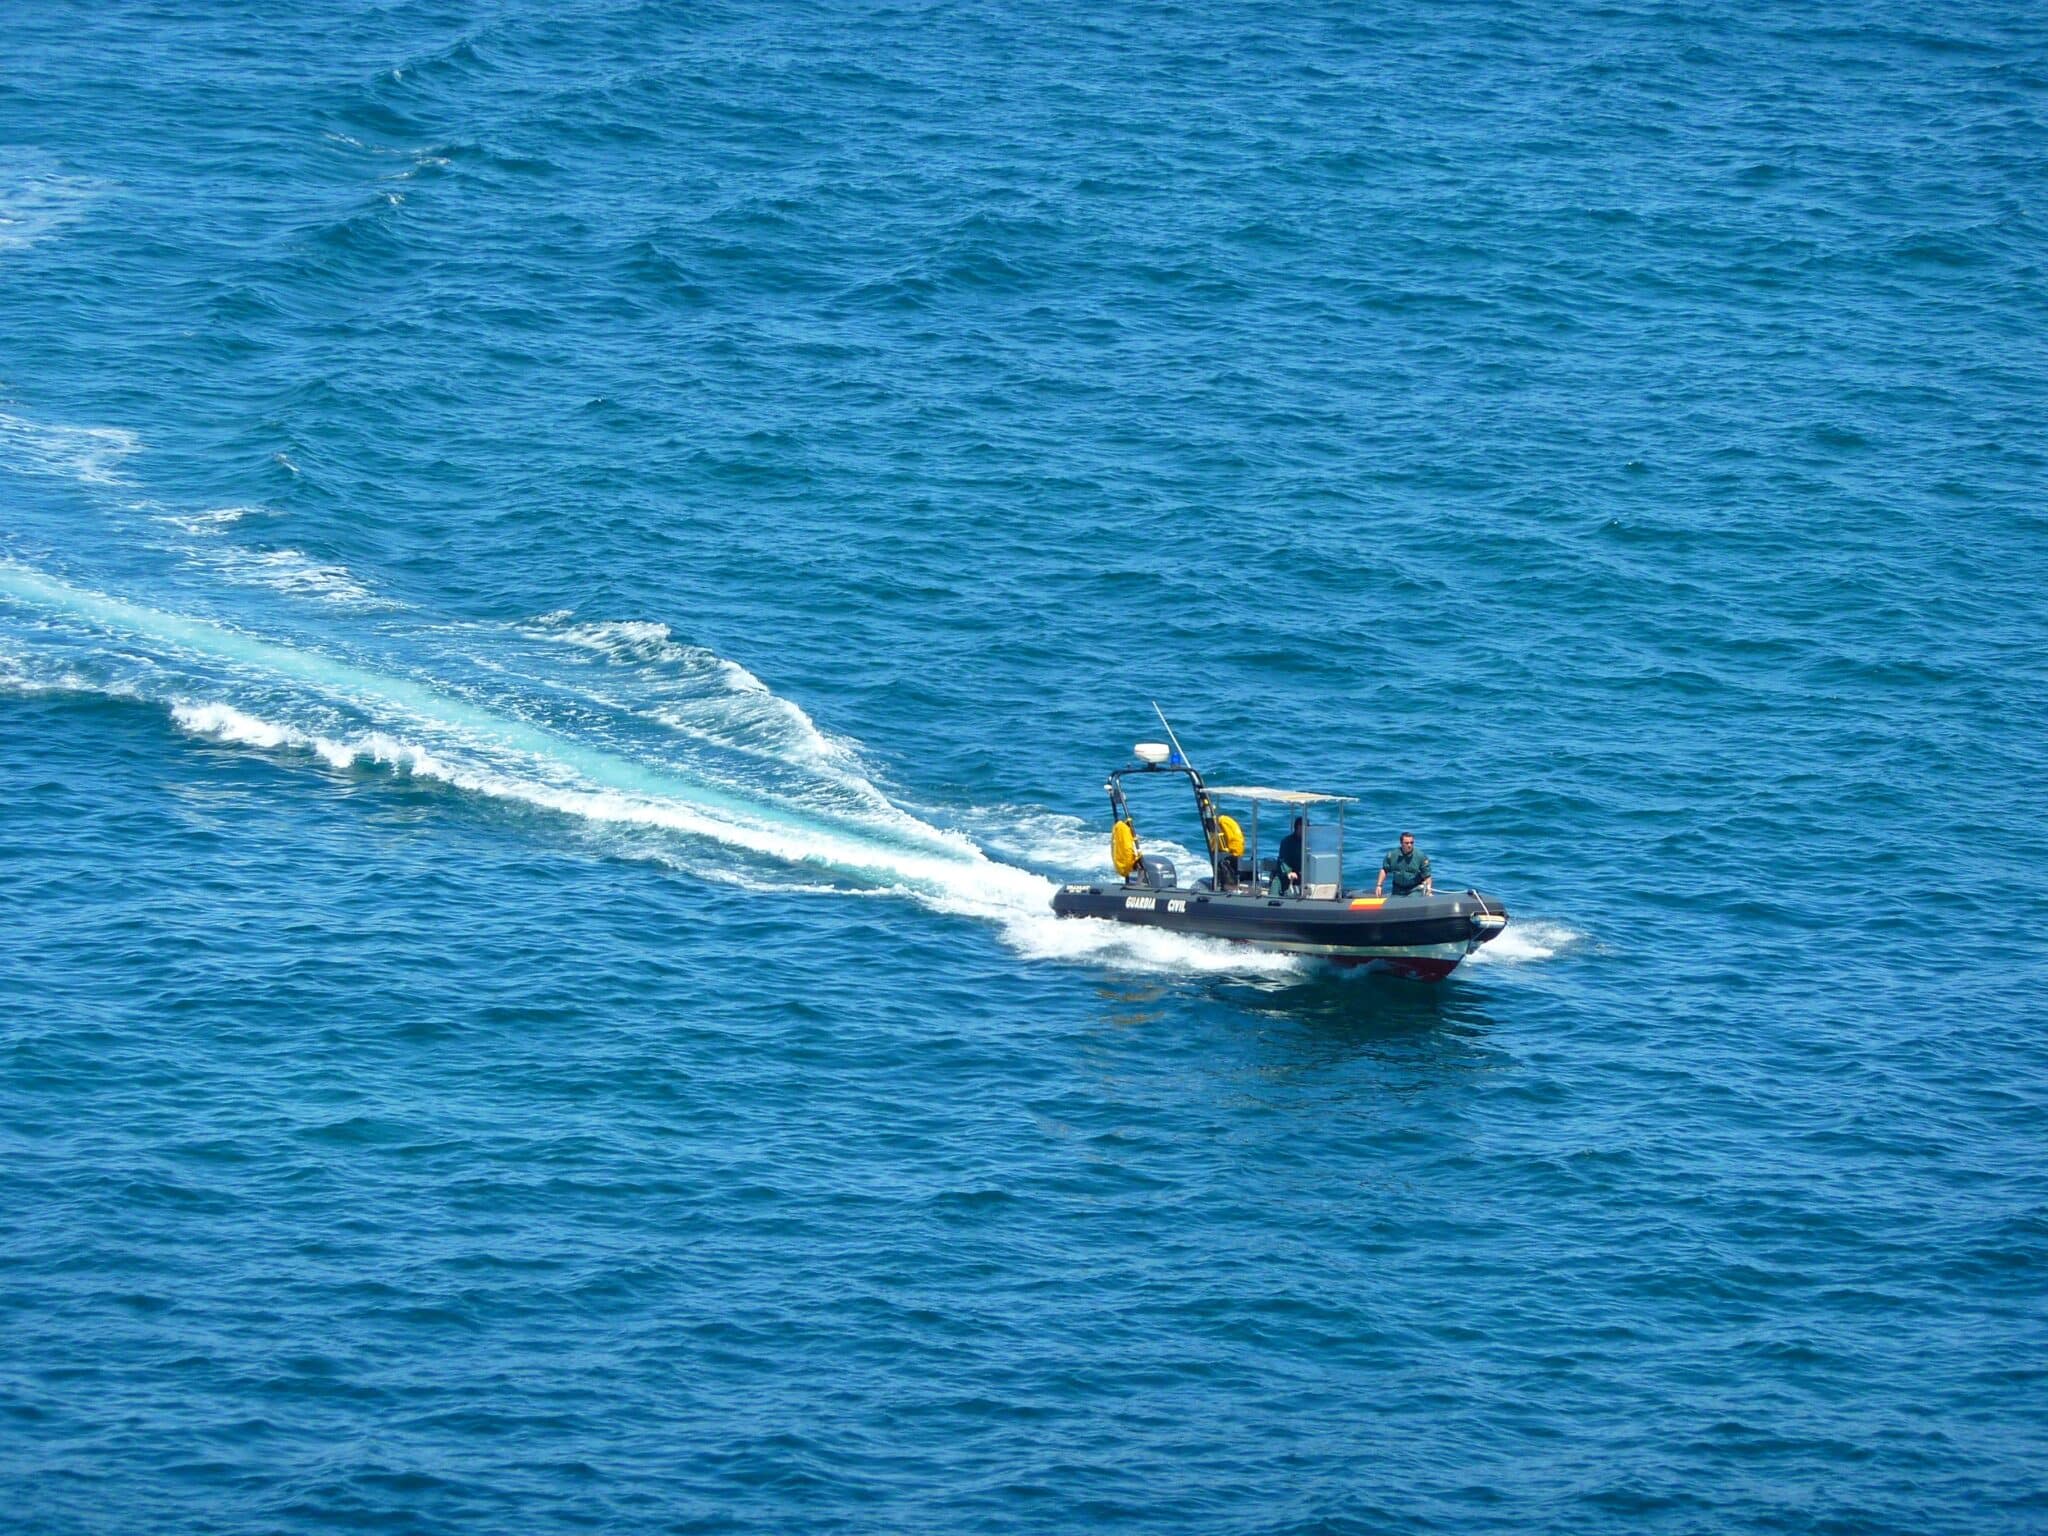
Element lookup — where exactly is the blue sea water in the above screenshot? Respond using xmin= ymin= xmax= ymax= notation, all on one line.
xmin=3 ymin=1 xmax=2046 ymax=1530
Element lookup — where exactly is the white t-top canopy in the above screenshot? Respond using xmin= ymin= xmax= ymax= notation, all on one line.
xmin=1202 ymin=785 xmax=1357 ymax=805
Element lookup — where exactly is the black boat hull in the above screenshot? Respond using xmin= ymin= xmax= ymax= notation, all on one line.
xmin=1049 ymin=884 xmax=1509 ymax=979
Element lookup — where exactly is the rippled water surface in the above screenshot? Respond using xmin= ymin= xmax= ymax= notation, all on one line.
xmin=3 ymin=3 xmax=2045 ymax=1531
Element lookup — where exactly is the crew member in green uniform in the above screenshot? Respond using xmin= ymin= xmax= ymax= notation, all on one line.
xmin=1375 ymin=831 xmax=1432 ymax=897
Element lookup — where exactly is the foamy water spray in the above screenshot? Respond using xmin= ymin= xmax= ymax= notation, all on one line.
xmin=0 ymin=563 xmax=1316 ymax=976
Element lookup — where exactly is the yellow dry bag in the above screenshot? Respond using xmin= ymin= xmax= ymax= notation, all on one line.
xmin=1110 ymin=819 xmax=1139 ymax=876
xmin=1215 ymin=814 xmax=1245 ymax=858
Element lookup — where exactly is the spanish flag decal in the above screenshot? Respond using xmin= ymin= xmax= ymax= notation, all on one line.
xmin=1350 ymin=897 xmax=1386 ymax=909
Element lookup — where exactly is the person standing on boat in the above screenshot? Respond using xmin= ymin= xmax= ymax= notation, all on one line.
xmin=1376 ymin=832 xmax=1433 ymax=897
xmin=1273 ymin=817 xmax=1306 ymax=894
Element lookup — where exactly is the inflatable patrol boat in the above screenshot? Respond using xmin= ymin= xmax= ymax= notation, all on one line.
xmin=1050 ymin=725 xmax=1508 ymax=980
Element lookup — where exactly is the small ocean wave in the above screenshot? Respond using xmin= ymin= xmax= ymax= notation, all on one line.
xmin=1467 ymin=917 xmax=1586 ymax=966
xmin=172 ymin=701 xmax=452 ymax=778
xmin=146 ymin=505 xmax=380 ymax=606
xmin=995 ymin=903 xmax=1309 ymax=978
xmin=524 ymin=611 xmax=868 ymax=775
xmin=152 ymin=527 xmax=378 ymax=608
xmin=197 ymin=546 xmax=382 ymax=606
xmin=0 ymin=411 xmax=140 ymax=486
xmin=663 ymin=860 xmax=892 ymax=900
xmin=955 ymin=804 xmax=1116 ymax=874
xmin=0 ymin=652 xmax=95 ymax=699
xmin=0 ymin=154 xmax=97 ymax=253
xmin=155 ymin=505 xmax=271 ymax=534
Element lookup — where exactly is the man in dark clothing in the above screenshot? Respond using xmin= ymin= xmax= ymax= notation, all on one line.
xmin=1273 ymin=816 xmax=1306 ymax=894
xmin=1376 ymin=831 xmax=1432 ymax=897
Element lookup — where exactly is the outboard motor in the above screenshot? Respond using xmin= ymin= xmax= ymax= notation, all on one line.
xmin=1135 ymin=856 xmax=1177 ymax=890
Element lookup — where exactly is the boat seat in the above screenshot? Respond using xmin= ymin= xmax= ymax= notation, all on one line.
xmin=1258 ymin=858 xmax=1299 ymax=896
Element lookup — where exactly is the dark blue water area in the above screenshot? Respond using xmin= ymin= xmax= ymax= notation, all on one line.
xmin=3 ymin=2 xmax=2047 ymax=1531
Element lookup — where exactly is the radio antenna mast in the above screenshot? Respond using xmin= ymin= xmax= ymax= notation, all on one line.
xmin=1151 ymin=700 xmax=1193 ymax=770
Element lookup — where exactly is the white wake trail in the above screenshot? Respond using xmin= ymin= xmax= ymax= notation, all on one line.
xmin=3 ymin=564 xmax=1297 ymax=977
